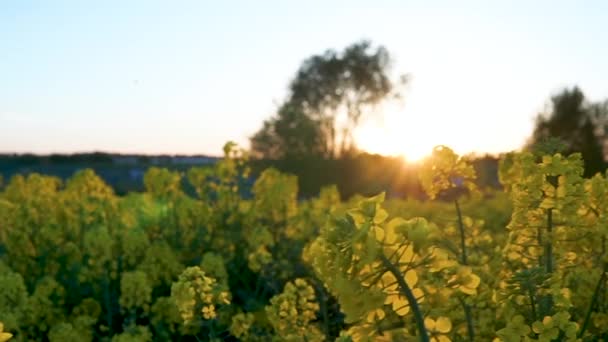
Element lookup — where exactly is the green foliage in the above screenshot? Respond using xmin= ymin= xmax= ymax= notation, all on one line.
xmin=111 ymin=325 xmax=152 ymax=342
xmin=120 ymin=271 xmax=153 ymax=314
xmin=47 ymin=316 xmax=96 ymax=342
xmin=252 ymin=168 xmax=298 ymax=223
xmin=0 ymin=265 xmax=28 ymax=333
xmin=3 ymin=141 xmax=608 ymax=341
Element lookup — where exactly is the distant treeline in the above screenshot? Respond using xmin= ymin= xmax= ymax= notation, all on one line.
xmin=249 ymin=153 xmax=501 ymax=200
xmin=0 ymin=152 xmax=501 ymax=200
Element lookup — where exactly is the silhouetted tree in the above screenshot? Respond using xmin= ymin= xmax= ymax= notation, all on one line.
xmin=251 ymin=40 xmax=405 ymax=159
xmin=250 ymin=104 xmax=328 ymax=159
xmin=529 ymin=86 xmax=607 ymax=177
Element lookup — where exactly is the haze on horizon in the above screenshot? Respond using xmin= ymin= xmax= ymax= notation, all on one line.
xmin=1 ymin=1 xmax=607 ymax=159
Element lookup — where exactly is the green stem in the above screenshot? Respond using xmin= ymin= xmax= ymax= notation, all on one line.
xmin=528 ymin=288 xmax=538 ymax=322
xmin=454 ymin=199 xmax=467 ymax=265
xmin=537 ymin=225 xmax=543 ymax=268
xmin=545 ymin=208 xmax=553 ymax=274
xmin=209 ymin=320 xmax=216 ymax=339
xmin=601 ymin=236 xmax=606 ymax=266
xmin=380 ymin=254 xmax=429 ymax=342
xmin=538 ymin=208 xmax=554 ymax=317
xmin=458 ymin=297 xmax=475 ymax=342
xmin=455 ymin=199 xmax=474 ymax=341
xmin=103 ymin=275 xmax=113 ymax=335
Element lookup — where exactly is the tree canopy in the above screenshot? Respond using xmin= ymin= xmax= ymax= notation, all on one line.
xmin=529 ymin=86 xmax=607 ymax=177
xmin=249 ymin=104 xmax=328 ymax=160
xmin=251 ymin=40 xmax=405 ymax=159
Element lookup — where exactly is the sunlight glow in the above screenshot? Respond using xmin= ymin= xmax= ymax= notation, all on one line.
xmin=354 ymin=104 xmax=438 ymax=162
xmin=355 ymin=125 xmax=432 ymax=162
xmin=353 ymin=61 xmax=532 ymax=161
xmin=353 ymin=91 xmax=495 ymax=162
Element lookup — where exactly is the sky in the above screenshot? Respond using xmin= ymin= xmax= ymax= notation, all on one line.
xmin=1 ymin=1 xmax=607 ymax=159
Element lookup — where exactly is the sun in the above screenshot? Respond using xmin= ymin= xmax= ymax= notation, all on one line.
xmin=354 ymin=123 xmax=434 ymax=163
xmin=353 ymin=102 xmax=455 ymax=162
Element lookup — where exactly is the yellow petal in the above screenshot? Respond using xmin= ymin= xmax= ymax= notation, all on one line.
xmin=436 ymin=317 xmax=452 ymax=333
xmin=374 ymin=208 xmax=389 ymax=224
xmin=0 ymin=332 xmax=12 ymax=342
xmin=405 ymin=269 xmax=418 ymax=288
xmin=429 ymin=248 xmax=456 ymax=272
xmin=467 ymin=273 xmax=481 ymax=289
xmin=392 ymin=296 xmax=409 ymax=316
xmin=412 ymin=287 xmax=425 ymax=303
xmin=386 ymin=217 xmax=408 ymax=232
xmin=398 ymin=244 xmax=415 ymax=264
xmin=384 ymin=228 xmax=398 ymax=244
xmin=381 ymin=272 xmax=398 ymax=292
xmin=425 ymin=317 xmax=436 ymax=330
xmin=437 ymin=336 xmax=451 ymax=342
xmin=375 ymin=227 xmax=385 ymax=241
xmin=459 ymin=285 xmax=477 ymax=296
xmin=384 ymin=292 xmax=399 ymax=305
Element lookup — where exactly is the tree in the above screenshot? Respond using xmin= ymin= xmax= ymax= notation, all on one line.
xmin=529 ymin=86 xmax=607 ymax=177
xmin=251 ymin=40 xmax=405 ymax=159
xmin=250 ymin=104 xmax=328 ymax=159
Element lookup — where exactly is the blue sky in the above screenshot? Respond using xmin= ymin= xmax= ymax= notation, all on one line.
xmin=1 ymin=1 xmax=607 ymax=158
